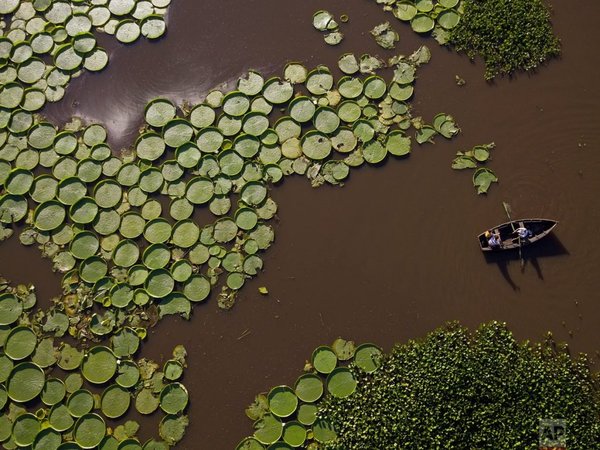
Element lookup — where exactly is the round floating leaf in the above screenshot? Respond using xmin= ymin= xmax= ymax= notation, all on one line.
xmin=306 ymin=68 xmax=334 ymax=95
xmin=58 ymin=344 xmax=84 ymax=371
xmin=473 ymin=168 xmax=498 ymax=194
xmin=186 ymin=177 xmax=214 ymax=204
xmin=48 ymin=403 xmax=74 ymax=432
xmin=7 ymin=362 xmax=45 ymax=402
xmin=5 ymin=326 xmax=37 ymax=360
xmin=31 ymin=337 xmax=57 ymax=368
xmin=41 ymin=378 xmax=66 ymax=406
xmin=0 ymin=354 xmax=11 ymax=383
xmin=145 ymin=269 xmax=174 ymax=298
xmin=354 ymin=343 xmax=383 ymax=373
xmin=112 ymin=327 xmax=140 ymax=357
xmin=101 ymin=384 xmax=131 ymax=419
xmin=294 ymin=374 xmax=323 ymax=403
xmin=473 ymin=146 xmax=490 ymax=162
xmin=160 ymin=382 xmax=188 ymax=414
xmin=337 ymin=101 xmax=361 ymax=123
xmin=112 ymin=240 xmax=140 ymax=267
xmin=437 ymin=9 xmax=460 ymax=29
xmin=81 ymin=346 xmax=117 ymax=384
xmin=314 ymin=107 xmax=340 ymax=134
xmin=34 ymin=201 xmax=66 ymax=231
xmin=338 ymin=53 xmax=359 ymax=75
xmin=312 ymin=346 xmax=337 ymax=374
xmin=411 ymin=14 xmax=435 ymax=33
xmin=144 ymin=219 xmax=172 ymax=244
xmin=297 ymin=403 xmax=318 ymax=426
xmin=327 ymin=367 xmax=357 ymax=398
xmin=268 ymin=386 xmax=298 ymax=418
xmin=238 ymin=71 xmax=265 ymax=96
xmin=0 ymin=293 xmax=22 ymax=325
xmin=183 ymin=275 xmax=211 ymax=302
xmin=136 ymin=133 xmax=166 ymax=161
xmin=80 ymin=256 xmax=108 ymax=283
xmin=70 ymin=231 xmax=100 ymax=260
xmin=116 ymin=360 xmax=140 ymax=388
xmin=164 ymin=360 xmax=184 ymax=381
xmin=68 ymin=389 xmax=95 ymax=417
xmin=172 ymin=220 xmax=200 ymax=248
xmin=32 ymin=427 xmax=62 ymax=450
xmin=364 ymin=76 xmax=387 ymax=99
xmin=241 ymin=181 xmax=267 ymax=207
xmin=73 ymin=414 xmax=106 ymax=449
xmin=253 ymin=414 xmax=283 ymax=445
xmin=313 ymin=419 xmax=337 ymax=443
xmin=394 ymin=2 xmax=417 ymax=20
xmin=282 ymin=422 xmax=306 ymax=447
xmin=386 ymin=131 xmax=411 ymax=156
xmin=163 ymin=119 xmax=194 ymax=148
xmin=141 ymin=15 xmax=166 ymax=39
xmin=70 ymin=197 xmax=99 ymax=224
xmin=263 ymin=78 xmax=293 ymax=105
xmin=363 ymin=140 xmax=387 ymax=164
xmin=12 ymin=413 xmax=40 ymax=447
xmin=301 ymin=131 xmax=331 ymax=160
xmin=5 ymin=168 xmax=33 ymax=195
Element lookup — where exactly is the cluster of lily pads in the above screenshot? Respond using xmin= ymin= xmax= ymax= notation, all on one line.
xmin=378 ymin=0 xmax=463 ymax=43
xmin=311 ymin=10 xmax=347 ymax=46
xmin=451 ymin=142 xmax=497 ymax=194
xmin=237 ymin=339 xmax=382 ymax=449
xmin=0 ymin=278 xmax=189 ymax=449
xmin=1 ymin=41 xmax=464 ymax=340
xmin=369 ymin=22 xmax=399 ymax=49
xmin=0 ymin=0 xmax=170 ymax=125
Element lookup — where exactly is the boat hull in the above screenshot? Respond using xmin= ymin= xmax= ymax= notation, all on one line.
xmin=478 ymin=219 xmax=558 ymax=252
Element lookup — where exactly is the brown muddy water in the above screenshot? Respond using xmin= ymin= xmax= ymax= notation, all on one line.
xmin=2 ymin=0 xmax=600 ymax=448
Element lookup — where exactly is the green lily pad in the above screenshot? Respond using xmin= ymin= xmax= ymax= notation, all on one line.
xmin=112 ymin=240 xmax=140 ymax=268
xmin=112 ymin=327 xmax=140 ymax=357
xmin=282 ymin=422 xmax=306 ymax=447
xmin=301 ymin=131 xmax=331 ymax=160
xmin=58 ymin=344 xmax=84 ymax=371
xmin=145 ymin=269 xmax=174 ymax=298
xmin=12 ymin=413 xmax=40 ymax=447
xmin=262 ymin=78 xmax=293 ymax=105
xmin=327 ymin=367 xmax=357 ymax=398
xmin=164 ymin=360 xmax=184 ymax=381
xmin=159 ymin=382 xmax=188 ymax=414
xmin=67 ymin=389 xmax=95 ymax=417
xmin=411 ymin=14 xmax=435 ymax=33
xmin=354 ymin=343 xmax=383 ymax=373
xmin=437 ymin=9 xmax=461 ymax=30
xmin=294 ymin=374 xmax=323 ymax=403
xmin=363 ymin=140 xmax=387 ymax=164
xmin=0 ymin=194 xmax=28 ymax=223
xmin=80 ymin=256 xmax=108 ymax=283
xmin=236 ymin=438 xmax=265 ymax=450
xmin=101 ymin=384 xmax=131 ymax=419
xmin=394 ymin=2 xmax=417 ymax=21
xmin=172 ymin=220 xmax=200 ymax=248
xmin=73 ymin=414 xmax=106 ymax=449
xmin=7 ymin=362 xmax=45 ymax=402
xmin=0 ymin=294 xmax=22 ymax=325
xmin=268 ymin=386 xmax=297 ymax=418
xmin=297 ymin=403 xmax=318 ymax=426
xmin=70 ymin=231 xmax=100 ymax=260
xmin=183 ymin=275 xmax=211 ymax=302
xmin=116 ymin=360 xmax=140 ymax=388
xmin=48 ymin=403 xmax=74 ymax=432
xmin=5 ymin=326 xmax=37 ymax=361
xmin=253 ymin=414 xmax=282 ymax=445
xmin=312 ymin=346 xmax=337 ymax=374
xmin=34 ymin=201 xmax=66 ymax=231
xmin=70 ymin=197 xmax=99 ymax=224
xmin=81 ymin=346 xmax=117 ymax=384
xmin=41 ymin=378 xmax=66 ymax=406
xmin=32 ymin=427 xmax=62 ymax=450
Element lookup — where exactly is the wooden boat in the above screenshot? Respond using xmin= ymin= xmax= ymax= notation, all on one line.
xmin=478 ymin=219 xmax=558 ymax=251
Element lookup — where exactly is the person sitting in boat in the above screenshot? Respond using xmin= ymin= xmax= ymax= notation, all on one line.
xmin=515 ymin=226 xmax=533 ymax=240
xmin=485 ymin=230 xmax=502 ymax=249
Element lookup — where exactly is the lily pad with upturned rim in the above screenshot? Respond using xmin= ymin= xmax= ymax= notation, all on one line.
xmin=312 ymin=346 xmax=337 ymax=374
xmin=81 ymin=346 xmax=117 ymax=384
xmin=253 ymin=414 xmax=282 ymax=445
xmin=5 ymin=326 xmax=37 ymax=361
xmin=7 ymin=362 xmax=45 ymax=402
xmin=294 ymin=374 xmax=323 ymax=403
xmin=327 ymin=367 xmax=357 ymax=398
xmin=73 ymin=413 xmax=106 ymax=449
xmin=34 ymin=200 xmax=66 ymax=231
xmin=267 ymin=386 xmax=297 ymax=418
xmin=159 ymin=382 xmax=188 ymax=415
xmin=101 ymin=384 xmax=131 ymax=419
xmin=67 ymin=389 xmax=95 ymax=417
xmin=354 ymin=343 xmax=383 ymax=373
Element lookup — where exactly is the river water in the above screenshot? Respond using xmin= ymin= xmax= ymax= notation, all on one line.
xmin=1 ymin=0 xmax=600 ymax=448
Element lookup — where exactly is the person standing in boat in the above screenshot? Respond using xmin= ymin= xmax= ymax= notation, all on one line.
xmin=485 ymin=230 xmax=502 ymax=249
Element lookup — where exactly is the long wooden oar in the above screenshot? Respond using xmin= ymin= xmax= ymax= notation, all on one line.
xmin=502 ymin=202 xmax=525 ymax=269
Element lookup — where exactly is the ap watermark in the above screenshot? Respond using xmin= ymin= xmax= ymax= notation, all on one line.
xmin=539 ymin=419 xmax=566 ymax=450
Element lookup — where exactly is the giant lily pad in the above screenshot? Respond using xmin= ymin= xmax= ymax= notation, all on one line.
xmin=253 ymin=414 xmax=282 ymax=445
xmin=159 ymin=382 xmax=188 ymax=414
xmin=81 ymin=346 xmax=117 ymax=384
xmin=5 ymin=326 xmax=37 ymax=360
xmin=101 ymin=384 xmax=131 ymax=419
xmin=73 ymin=414 xmax=106 ymax=449
xmin=7 ymin=362 xmax=45 ymax=402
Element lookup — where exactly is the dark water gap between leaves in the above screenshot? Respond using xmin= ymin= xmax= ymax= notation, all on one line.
xmin=2 ymin=0 xmax=600 ymax=448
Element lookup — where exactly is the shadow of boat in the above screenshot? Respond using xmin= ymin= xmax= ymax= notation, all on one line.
xmin=482 ymin=234 xmax=569 ymax=290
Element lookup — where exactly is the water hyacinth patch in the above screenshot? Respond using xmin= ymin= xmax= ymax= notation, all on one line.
xmin=371 ymin=0 xmax=560 ymax=78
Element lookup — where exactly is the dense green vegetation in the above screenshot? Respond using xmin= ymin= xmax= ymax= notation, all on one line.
xmin=319 ymin=322 xmax=600 ymax=449
xmin=449 ymin=0 xmax=561 ymax=79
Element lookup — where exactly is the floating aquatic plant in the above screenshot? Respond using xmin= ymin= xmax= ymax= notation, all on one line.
xmin=0 ymin=278 xmax=189 ymax=448
xmin=452 ymin=142 xmax=498 ymax=194
xmin=371 ymin=0 xmax=560 ymax=78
